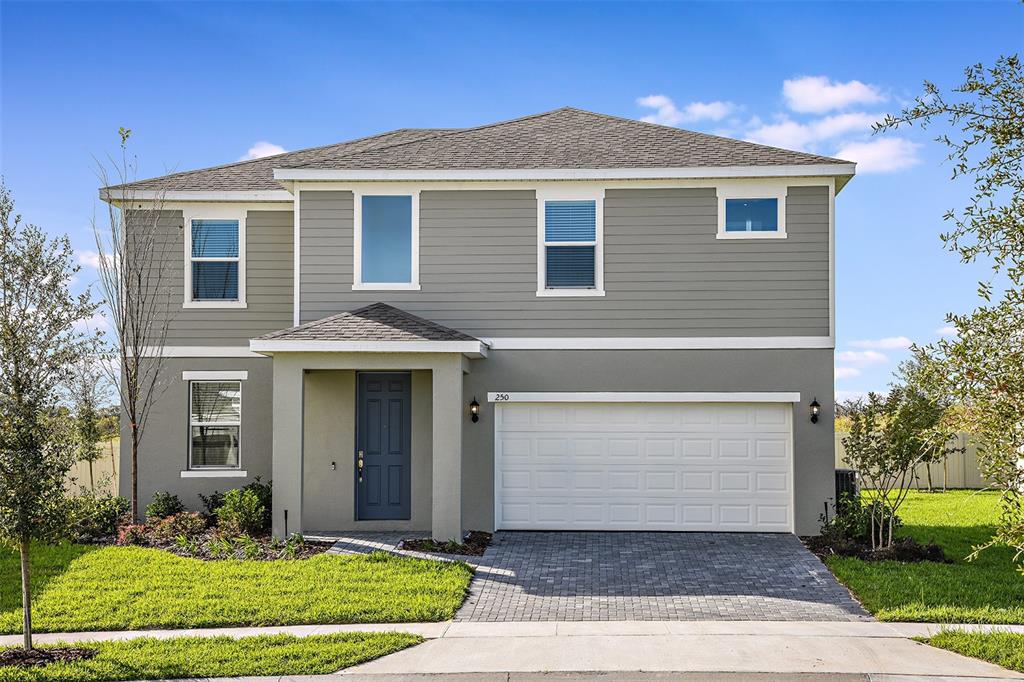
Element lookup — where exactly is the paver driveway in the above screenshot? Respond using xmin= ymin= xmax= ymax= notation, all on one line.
xmin=454 ymin=532 xmax=870 ymax=622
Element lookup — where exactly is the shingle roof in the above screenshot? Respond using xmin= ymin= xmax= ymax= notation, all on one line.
xmin=284 ymin=107 xmax=851 ymax=171
xmin=110 ymin=128 xmax=453 ymax=192
xmin=110 ymin=107 xmax=853 ymax=193
xmin=255 ymin=303 xmax=479 ymax=343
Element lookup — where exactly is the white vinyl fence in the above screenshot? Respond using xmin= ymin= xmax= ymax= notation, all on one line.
xmin=835 ymin=433 xmax=992 ymax=490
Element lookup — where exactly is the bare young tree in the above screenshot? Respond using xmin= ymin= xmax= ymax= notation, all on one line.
xmin=93 ymin=128 xmax=175 ymax=519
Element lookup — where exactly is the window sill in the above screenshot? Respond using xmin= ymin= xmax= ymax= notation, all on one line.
xmin=180 ymin=469 xmax=248 ymax=478
xmin=536 ymin=289 xmax=606 ymax=298
xmin=352 ymin=283 xmax=421 ymax=291
xmin=183 ymin=300 xmax=248 ymax=309
xmin=716 ymin=232 xmax=787 ymax=240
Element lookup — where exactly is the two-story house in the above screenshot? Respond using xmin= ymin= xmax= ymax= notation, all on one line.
xmin=104 ymin=107 xmax=854 ymax=541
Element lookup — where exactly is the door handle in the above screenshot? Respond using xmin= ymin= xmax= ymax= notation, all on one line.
xmin=357 ymin=450 xmax=364 ymax=483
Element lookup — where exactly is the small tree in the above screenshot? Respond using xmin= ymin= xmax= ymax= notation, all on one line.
xmin=0 ymin=182 xmax=98 ymax=650
xmin=897 ymin=353 xmax=961 ymax=492
xmin=843 ymin=386 xmax=951 ymax=550
xmin=94 ymin=129 xmax=174 ymax=519
xmin=68 ymin=357 xmax=111 ymax=492
xmin=876 ymin=54 xmax=1023 ymax=558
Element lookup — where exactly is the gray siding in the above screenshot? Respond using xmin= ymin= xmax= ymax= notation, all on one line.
xmin=120 ymin=357 xmax=274 ymax=516
xmin=299 ymin=187 xmax=829 ymax=337
xmin=152 ymin=209 xmax=293 ymax=345
xmin=461 ymin=348 xmax=835 ymax=536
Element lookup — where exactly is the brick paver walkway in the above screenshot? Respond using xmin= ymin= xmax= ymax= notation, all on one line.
xmin=454 ymin=532 xmax=870 ymax=622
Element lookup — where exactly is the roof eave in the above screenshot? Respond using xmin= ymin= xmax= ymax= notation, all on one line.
xmin=249 ymin=338 xmax=488 ymax=359
xmin=273 ymin=164 xmax=856 ymax=183
xmin=99 ymin=188 xmax=295 ymax=203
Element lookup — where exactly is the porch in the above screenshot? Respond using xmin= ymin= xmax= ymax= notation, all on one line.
xmin=249 ymin=303 xmax=487 ymax=541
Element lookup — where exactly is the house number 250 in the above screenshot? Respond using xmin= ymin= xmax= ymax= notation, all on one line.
xmin=493 ymin=393 xmax=511 ymax=401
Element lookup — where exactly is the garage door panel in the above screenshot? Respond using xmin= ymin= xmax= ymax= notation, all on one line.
xmin=495 ymin=402 xmax=793 ymax=532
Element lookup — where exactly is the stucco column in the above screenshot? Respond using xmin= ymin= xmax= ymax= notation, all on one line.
xmin=271 ymin=357 xmax=304 ymax=538
xmin=431 ymin=355 xmax=464 ymax=541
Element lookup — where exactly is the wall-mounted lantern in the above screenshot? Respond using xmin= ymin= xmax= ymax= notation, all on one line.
xmin=470 ymin=397 xmax=480 ymax=423
xmin=810 ymin=397 xmax=821 ymax=424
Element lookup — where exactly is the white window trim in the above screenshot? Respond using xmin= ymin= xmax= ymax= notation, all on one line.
xmin=352 ymin=188 xmax=421 ymax=291
xmin=536 ymin=188 xmax=605 ymax=297
xmin=716 ymin=185 xmax=787 ymax=240
xmin=183 ymin=207 xmax=247 ymax=308
xmin=187 ymin=377 xmax=243 ymax=472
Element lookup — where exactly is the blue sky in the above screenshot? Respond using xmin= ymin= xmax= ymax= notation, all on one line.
xmin=2 ymin=1 xmax=1021 ymax=400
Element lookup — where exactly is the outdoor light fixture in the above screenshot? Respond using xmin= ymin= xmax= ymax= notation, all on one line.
xmin=470 ymin=397 xmax=480 ymax=423
xmin=810 ymin=398 xmax=821 ymax=424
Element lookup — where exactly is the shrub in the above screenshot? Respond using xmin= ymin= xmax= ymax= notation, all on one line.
xmin=150 ymin=512 xmax=207 ymax=543
xmin=198 ymin=490 xmax=225 ymax=517
xmin=215 ymin=488 xmax=266 ymax=536
xmin=146 ymin=491 xmax=184 ymax=521
xmin=117 ymin=524 xmax=148 ymax=546
xmin=242 ymin=477 xmax=272 ymax=530
xmin=67 ymin=493 xmax=129 ymax=541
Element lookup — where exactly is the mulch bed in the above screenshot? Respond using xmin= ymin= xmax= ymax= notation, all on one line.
xmin=0 ymin=646 xmax=98 ymax=668
xmin=803 ymin=535 xmax=950 ymax=563
xmin=153 ymin=534 xmax=335 ymax=561
xmin=401 ymin=531 xmax=492 ymax=556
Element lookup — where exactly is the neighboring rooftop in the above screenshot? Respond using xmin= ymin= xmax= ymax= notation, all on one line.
xmin=109 ymin=107 xmax=854 ymax=193
xmin=255 ymin=303 xmax=479 ymax=343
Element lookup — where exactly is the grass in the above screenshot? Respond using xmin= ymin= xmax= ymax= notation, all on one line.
xmin=925 ymin=630 xmax=1024 ymax=673
xmin=825 ymin=490 xmax=1024 ymax=623
xmin=0 ymin=632 xmax=420 ymax=681
xmin=0 ymin=545 xmax=472 ymax=633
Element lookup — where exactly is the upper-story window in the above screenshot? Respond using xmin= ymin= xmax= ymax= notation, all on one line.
xmin=184 ymin=210 xmax=247 ymax=308
xmin=354 ymin=192 xmax=420 ymax=290
xmin=716 ymin=187 xmax=787 ymax=240
xmin=537 ymin=190 xmax=605 ymax=297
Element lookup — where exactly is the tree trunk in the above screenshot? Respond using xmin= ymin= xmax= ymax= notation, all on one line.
xmin=131 ymin=424 xmax=139 ymax=520
xmin=926 ymin=464 xmax=933 ymax=493
xmin=19 ymin=537 xmax=32 ymax=650
xmin=88 ymin=459 xmax=95 ymax=491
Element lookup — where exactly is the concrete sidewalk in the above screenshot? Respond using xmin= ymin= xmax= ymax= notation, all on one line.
xmin=2 ymin=619 xmax=1022 ymax=647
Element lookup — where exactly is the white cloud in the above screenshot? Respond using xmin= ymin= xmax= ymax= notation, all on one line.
xmin=834 ymin=137 xmax=921 ymax=173
xmin=835 ymin=367 xmax=861 ymax=380
xmin=835 ymin=349 xmax=889 ymax=366
xmin=239 ymin=141 xmax=286 ymax=161
xmin=745 ymin=112 xmax=879 ymax=150
xmin=783 ymin=76 xmax=886 ymax=113
xmin=77 ymin=250 xmax=101 ymax=268
xmin=835 ymin=389 xmax=871 ymax=404
xmin=849 ymin=336 xmax=913 ymax=350
xmin=936 ymin=325 xmax=958 ymax=337
xmin=637 ymin=95 xmax=736 ymax=126
xmin=73 ymin=312 xmax=109 ymax=333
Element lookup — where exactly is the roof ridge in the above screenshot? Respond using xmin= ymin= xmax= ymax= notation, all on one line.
xmin=282 ymin=107 xmax=582 ymax=169
xmin=105 ymin=127 xmax=453 ymax=190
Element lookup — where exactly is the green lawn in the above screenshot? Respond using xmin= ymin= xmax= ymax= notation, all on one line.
xmin=826 ymin=490 xmax=1024 ymax=623
xmin=0 ymin=632 xmax=419 ymax=681
xmin=0 ymin=545 xmax=472 ymax=633
xmin=925 ymin=630 xmax=1024 ymax=674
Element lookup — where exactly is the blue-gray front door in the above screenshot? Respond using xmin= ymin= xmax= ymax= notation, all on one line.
xmin=356 ymin=372 xmax=412 ymax=520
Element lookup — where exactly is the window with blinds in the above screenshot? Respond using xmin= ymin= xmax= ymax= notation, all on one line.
xmin=544 ymin=200 xmax=597 ymax=288
xmin=189 ymin=381 xmax=241 ymax=469
xmin=190 ymin=219 xmax=240 ymax=300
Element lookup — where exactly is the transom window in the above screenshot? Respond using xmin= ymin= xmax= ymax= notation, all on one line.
xmin=716 ymin=188 xmax=787 ymax=240
xmin=355 ymin=193 xmax=420 ymax=290
xmin=185 ymin=213 xmax=246 ymax=307
xmin=189 ymin=381 xmax=241 ymax=469
xmin=538 ymin=193 xmax=605 ymax=297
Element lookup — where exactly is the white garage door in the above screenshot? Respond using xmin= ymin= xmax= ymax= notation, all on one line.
xmin=494 ymin=401 xmax=794 ymax=532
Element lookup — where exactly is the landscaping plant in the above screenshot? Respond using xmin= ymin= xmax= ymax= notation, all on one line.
xmin=144 ymin=491 xmax=184 ymax=522
xmin=67 ymin=492 xmax=129 ymax=542
xmin=842 ymin=386 xmax=947 ymax=550
xmin=876 ymin=55 xmax=1024 ymax=566
xmin=0 ymin=183 xmax=99 ymax=652
xmin=215 ymin=488 xmax=266 ymax=536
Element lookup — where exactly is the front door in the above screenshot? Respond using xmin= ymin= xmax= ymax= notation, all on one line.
xmin=356 ymin=372 xmax=412 ymax=520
